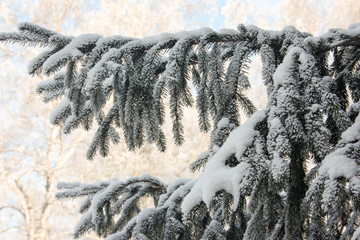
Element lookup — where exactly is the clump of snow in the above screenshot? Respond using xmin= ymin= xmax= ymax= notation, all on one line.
xmin=348 ymin=22 xmax=360 ymax=30
xmin=309 ymin=103 xmax=321 ymax=112
xmin=106 ymin=61 xmax=120 ymax=71
xmin=350 ymin=177 xmax=360 ymax=196
xmin=119 ymin=27 xmax=213 ymax=51
xmin=64 ymin=115 xmax=76 ymax=129
xmin=173 ymin=27 xmax=213 ymax=39
xmin=282 ymin=25 xmax=297 ymax=32
xmin=195 ymin=151 xmax=210 ymax=161
xmin=43 ymin=34 xmax=101 ymax=74
xmin=246 ymin=25 xmax=260 ymax=32
xmin=273 ymin=47 xmax=305 ymax=87
xmin=270 ymin=116 xmax=281 ymax=128
xmin=271 ymin=156 xmax=289 ymax=183
xmin=267 ymin=30 xmax=282 ymax=39
xmin=219 ymin=28 xmax=238 ymax=35
xmin=318 ymin=113 xmax=360 ymax=179
xmin=304 ymin=36 xmax=321 ymax=47
xmin=340 ymin=114 xmax=360 ymax=143
xmin=217 ymin=117 xmax=230 ymax=129
xmin=163 ymin=180 xmax=196 ymax=207
xmin=135 ymin=208 xmax=156 ymax=223
xmin=319 ymin=150 xmax=359 ymax=180
xmin=212 ymin=144 xmax=220 ymax=153
xmin=85 ymin=48 xmax=119 ymax=93
xmin=89 ymin=48 xmax=117 ymax=75
xmin=28 ymin=48 xmax=52 ymax=74
xmin=102 ymin=76 xmax=113 ymax=89
xmin=276 ymin=46 xmax=312 ymax=87
xmin=49 ymin=99 xmax=70 ymax=123
xmin=96 ymin=35 xmax=134 ymax=47
xmin=181 ymin=110 xmax=266 ymax=214
xmin=36 ymin=78 xmax=56 ymax=92
xmin=135 ymin=33 xmax=172 ymax=47
xmin=352 ymin=227 xmax=360 ymax=240
xmin=346 ymin=24 xmax=360 ymax=38
xmin=85 ymin=27 xmax=218 ymax=94
xmin=166 ymin=178 xmax=192 ymax=193
xmin=349 ymin=102 xmax=360 ymax=114
xmin=298 ymin=51 xmax=310 ymax=64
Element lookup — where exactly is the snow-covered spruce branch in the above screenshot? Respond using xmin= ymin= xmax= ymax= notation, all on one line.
xmin=1 ymin=23 xmax=260 ymax=159
xmin=2 ymin=22 xmax=360 ymax=239
xmin=56 ymin=174 xmax=166 ymax=238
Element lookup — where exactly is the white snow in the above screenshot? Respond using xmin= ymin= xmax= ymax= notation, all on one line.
xmin=106 ymin=61 xmax=120 ymax=71
xmin=270 ymin=116 xmax=281 ymax=128
xmin=102 ymin=76 xmax=113 ymax=89
xmin=64 ymin=115 xmax=76 ymax=129
xmin=271 ymin=156 xmax=289 ymax=183
xmin=181 ymin=110 xmax=266 ymax=214
xmin=349 ymin=102 xmax=360 ymax=114
xmin=267 ymin=30 xmax=282 ymax=39
xmin=35 ymin=78 xmax=56 ymax=92
xmin=273 ymin=47 xmax=306 ymax=87
xmin=217 ymin=117 xmax=230 ymax=129
xmin=212 ymin=144 xmax=220 ymax=152
xmin=310 ymin=24 xmax=360 ymax=48
xmin=85 ymin=27 xmax=218 ymax=93
xmin=348 ymin=22 xmax=360 ymax=30
xmin=163 ymin=179 xmax=196 ymax=207
xmin=28 ymin=48 xmax=52 ymax=73
xmin=345 ymin=24 xmax=360 ymax=38
xmin=318 ymin=114 xmax=360 ymax=180
xmin=49 ymin=99 xmax=70 ymax=124
xmin=173 ymin=27 xmax=213 ymax=39
xmin=319 ymin=149 xmax=360 ymax=180
xmin=85 ymin=48 xmax=119 ymax=92
xmin=43 ymin=34 xmax=101 ymax=74
xmin=96 ymin=35 xmax=131 ymax=46
xmin=350 ymin=177 xmax=360 ymax=196
xmin=219 ymin=28 xmax=238 ymax=35
xmin=282 ymin=25 xmax=297 ymax=32
xmin=122 ymin=27 xmax=213 ymax=50
xmin=195 ymin=151 xmax=210 ymax=161
xmin=135 ymin=208 xmax=156 ymax=223
xmin=298 ymin=51 xmax=310 ymax=64
xmin=273 ymin=46 xmax=311 ymax=88
xmin=352 ymin=227 xmax=360 ymax=240
xmin=309 ymin=103 xmax=321 ymax=112
xmin=166 ymin=178 xmax=193 ymax=193
xmin=340 ymin=114 xmax=360 ymax=143
xmin=304 ymin=36 xmax=320 ymax=47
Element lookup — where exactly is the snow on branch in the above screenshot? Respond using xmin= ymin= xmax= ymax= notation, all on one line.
xmin=56 ymin=174 xmax=166 ymax=238
xmin=0 ymin=22 xmax=266 ymax=159
xmin=2 ymin=22 xmax=360 ymax=239
xmin=182 ymin=111 xmax=266 ymax=214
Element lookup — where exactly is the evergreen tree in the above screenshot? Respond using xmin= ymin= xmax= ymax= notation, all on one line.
xmin=1 ymin=22 xmax=360 ymax=239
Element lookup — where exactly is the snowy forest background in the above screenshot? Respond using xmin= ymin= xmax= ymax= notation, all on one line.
xmin=1 ymin=0 xmax=360 ymax=239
